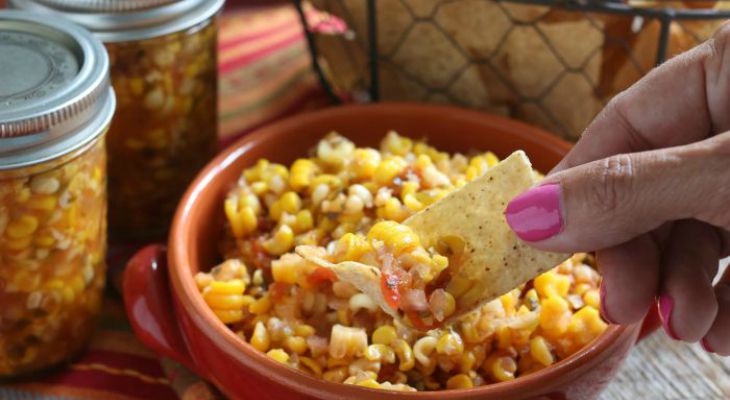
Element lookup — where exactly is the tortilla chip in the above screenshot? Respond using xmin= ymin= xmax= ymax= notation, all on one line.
xmin=299 ymin=152 xmax=569 ymax=327
xmin=404 ymin=151 xmax=569 ymax=317
xmin=295 ymin=246 xmax=401 ymax=321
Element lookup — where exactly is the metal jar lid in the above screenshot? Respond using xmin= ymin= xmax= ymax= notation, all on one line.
xmin=0 ymin=10 xmax=115 ymax=170
xmin=8 ymin=0 xmax=226 ymax=42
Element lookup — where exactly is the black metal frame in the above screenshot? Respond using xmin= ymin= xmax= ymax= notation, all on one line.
xmin=294 ymin=0 xmax=730 ymax=104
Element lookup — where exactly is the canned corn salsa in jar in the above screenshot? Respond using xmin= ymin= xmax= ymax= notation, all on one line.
xmin=10 ymin=0 xmax=225 ymax=240
xmin=0 ymin=11 xmax=115 ymax=378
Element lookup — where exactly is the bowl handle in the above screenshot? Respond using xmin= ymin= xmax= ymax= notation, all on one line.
xmin=636 ymin=303 xmax=661 ymax=342
xmin=123 ymin=244 xmax=200 ymax=374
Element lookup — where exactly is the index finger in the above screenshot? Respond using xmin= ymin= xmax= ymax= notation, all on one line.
xmin=551 ymin=23 xmax=730 ymax=174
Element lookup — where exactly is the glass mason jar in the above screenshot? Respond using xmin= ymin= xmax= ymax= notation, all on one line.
xmin=10 ymin=0 xmax=225 ymax=241
xmin=0 ymin=11 xmax=115 ymax=377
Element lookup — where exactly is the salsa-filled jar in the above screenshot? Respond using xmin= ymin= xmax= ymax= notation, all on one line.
xmin=10 ymin=0 xmax=225 ymax=240
xmin=0 ymin=11 xmax=115 ymax=377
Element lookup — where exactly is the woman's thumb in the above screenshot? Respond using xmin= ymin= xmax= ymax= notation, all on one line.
xmin=504 ymin=134 xmax=730 ymax=253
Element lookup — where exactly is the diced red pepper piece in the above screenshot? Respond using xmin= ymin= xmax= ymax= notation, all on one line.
xmin=308 ymin=266 xmax=337 ymax=285
xmin=381 ymin=271 xmax=404 ymax=310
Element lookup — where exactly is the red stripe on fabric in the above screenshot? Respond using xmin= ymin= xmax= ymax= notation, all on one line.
xmin=219 ymin=87 xmax=330 ymax=149
xmin=40 ymin=369 xmax=177 ymax=400
xmin=76 ymin=350 xmax=168 ymax=378
xmin=219 ymin=19 xmax=298 ymax=51
xmin=218 ymin=32 xmax=304 ymax=74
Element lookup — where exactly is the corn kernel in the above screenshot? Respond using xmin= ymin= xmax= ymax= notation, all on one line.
xmin=251 ymin=181 xmax=267 ymax=195
xmin=208 ymin=279 xmax=246 ymax=295
xmin=530 ymin=336 xmax=554 ymax=366
xmin=250 ymin=295 xmax=272 ymax=315
xmin=271 ymin=256 xmax=299 ymax=284
xmin=485 ymin=151 xmax=499 ymax=167
xmin=299 ymin=356 xmax=323 ymax=377
xmin=365 ymin=344 xmax=396 ymax=363
xmin=367 ymin=221 xmax=420 ymax=255
xmin=294 ymin=210 xmax=314 ymax=233
xmin=489 ymin=356 xmax=516 ymax=382
xmin=262 ymin=225 xmax=294 ymax=256
xmin=270 ymin=192 xmax=301 ymax=221
xmin=322 ymin=367 xmax=348 ymax=383
xmin=266 ymin=348 xmax=290 ymax=364
xmin=436 ymin=332 xmax=464 ymax=356
xmin=445 ymin=275 xmax=473 ymax=298
xmin=317 ymin=133 xmax=355 ymax=165
xmin=251 ymin=321 xmax=270 ymax=352
xmin=374 ymin=156 xmax=406 ymax=185
xmin=380 ymin=197 xmax=409 ymax=222
xmin=372 ymin=325 xmax=397 ymax=345
xmin=403 ymin=194 xmax=424 ymax=211
xmin=6 ymin=215 xmax=39 ymax=239
xmin=535 ymin=270 xmax=571 ymax=299
xmin=239 ymin=193 xmax=262 ymax=215
xmin=203 ymin=293 xmax=250 ymax=310
xmin=393 ymin=339 xmax=415 ymax=371
xmin=290 ymin=159 xmax=317 ymax=191
xmin=446 ymin=374 xmax=473 ymax=389
xmin=285 ymin=336 xmax=308 ymax=354
xmin=583 ymin=289 xmax=600 ymax=310
xmin=294 ymin=324 xmax=315 ymax=337
xmin=355 ymin=379 xmax=381 ymax=389
xmin=213 ymin=309 xmax=244 ymax=324
xmin=27 ymin=195 xmax=57 ymax=212
xmin=381 ymin=131 xmax=413 ymax=156
xmin=335 ymin=233 xmax=372 ymax=262
xmin=540 ymin=295 xmax=572 ymax=337
xmin=352 ymin=148 xmax=380 ymax=179
xmin=329 ymin=324 xmax=367 ymax=359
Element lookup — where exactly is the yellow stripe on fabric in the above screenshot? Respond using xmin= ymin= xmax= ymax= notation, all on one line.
xmin=72 ymin=363 xmax=170 ymax=385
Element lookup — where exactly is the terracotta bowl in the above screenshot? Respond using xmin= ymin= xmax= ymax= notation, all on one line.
xmin=123 ymin=103 xmax=660 ymax=400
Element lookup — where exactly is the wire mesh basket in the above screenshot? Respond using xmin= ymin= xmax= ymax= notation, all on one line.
xmin=294 ymin=0 xmax=730 ymax=140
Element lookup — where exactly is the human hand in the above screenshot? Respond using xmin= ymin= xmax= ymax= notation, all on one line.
xmin=505 ymin=24 xmax=730 ymax=354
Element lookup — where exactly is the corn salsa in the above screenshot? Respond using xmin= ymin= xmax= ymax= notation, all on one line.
xmin=106 ymin=20 xmax=218 ymax=239
xmin=0 ymin=139 xmax=107 ymax=376
xmin=195 ymin=132 xmax=607 ymax=391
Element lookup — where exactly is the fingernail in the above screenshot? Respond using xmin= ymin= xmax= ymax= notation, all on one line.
xmin=599 ymin=283 xmax=615 ymax=324
xmin=505 ymin=184 xmax=563 ymax=242
xmin=700 ymin=338 xmax=714 ymax=353
xmin=658 ymin=295 xmax=679 ymax=340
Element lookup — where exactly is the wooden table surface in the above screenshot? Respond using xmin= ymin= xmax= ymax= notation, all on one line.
xmin=601 ymin=259 xmax=730 ymax=400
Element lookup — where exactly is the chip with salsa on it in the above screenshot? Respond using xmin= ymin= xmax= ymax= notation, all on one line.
xmin=297 ymin=151 xmax=569 ymax=329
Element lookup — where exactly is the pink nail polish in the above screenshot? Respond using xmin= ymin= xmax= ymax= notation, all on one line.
xmin=658 ymin=295 xmax=679 ymax=340
xmin=700 ymin=338 xmax=714 ymax=353
xmin=505 ymin=184 xmax=563 ymax=242
xmin=599 ymin=283 xmax=615 ymax=324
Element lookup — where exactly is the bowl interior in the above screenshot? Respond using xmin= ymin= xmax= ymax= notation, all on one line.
xmin=170 ymin=103 xmax=629 ymax=399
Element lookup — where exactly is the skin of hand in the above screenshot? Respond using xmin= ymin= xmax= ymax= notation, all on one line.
xmin=505 ymin=23 xmax=730 ymax=354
